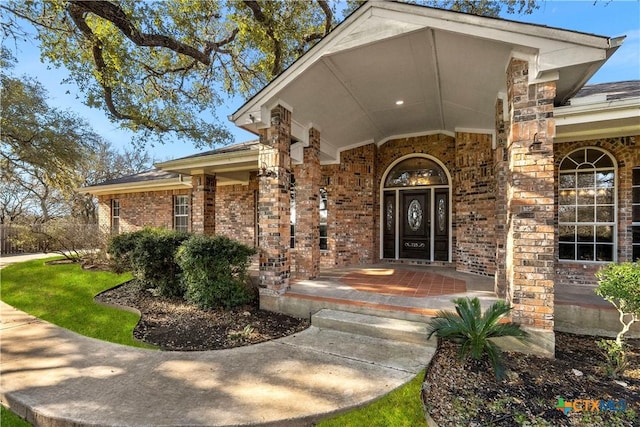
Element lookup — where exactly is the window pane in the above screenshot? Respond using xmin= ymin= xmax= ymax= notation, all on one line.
xmin=577 ymin=225 xmax=594 ymax=242
xmin=633 ymin=226 xmax=640 ymax=243
xmin=634 ymin=205 xmax=640 ymax=222
xmin=577 ymin=172 xmax=594 ymax=188
xmin=558 ymin=191 xmax=575 ymax=206
xmin=559 ymin=174 xmax=575 ymax=189
xmin=593 ymin=154 xmax=613 ymax=168
xmin=633 ymin=168 xmax=640 ymax=185
xmin=577 ymin=189 xmax=594 ymax=205
xmin=596 ymin=206 xmax=614 ymax=222
xmin=597 ymin=188 xmax=614 ymax=204
xmin=558 ymin=206 xmax=575 ymax=223
xmin=595 ymin=226 xmax=613 ymax=243
xmin=596 ymin=172 xmax=614 ymax=188
xmin=577 ymin=244 xmax=594 ymax=261
xmin=559 ymin=243 xmax=575 ymax=260
xmin=384 ymin=157 xmax=447 ymax=187
xmin=577 ymin=206 xmax=594 ymax=222
xmin=559 ymin=226 xmax=575 ymax=242
xmin=568 ymin=150 xmax=585 ymax=165
xmin=634 ymin=244 xmax=640 ymax=262
xmin=596 ymin=244 xmax=613 ymax=262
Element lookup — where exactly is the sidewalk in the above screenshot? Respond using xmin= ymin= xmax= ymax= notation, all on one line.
xmin=0 ymin=301 xmax=432 ymax=427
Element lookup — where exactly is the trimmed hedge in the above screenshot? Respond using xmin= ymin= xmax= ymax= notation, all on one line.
xmin=108 ymin=228 xmax=189 ymax=297
xmin=107 ymin=229 xmax=257 ymax=308
xmin=176 ymin=234 xmax=257 ymax=309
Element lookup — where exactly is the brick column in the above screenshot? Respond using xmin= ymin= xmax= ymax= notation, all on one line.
xmin=191 ymin=174 xmax=216 ymax=235
xmin=505 ymin=59 xmax=556 ymax=355
xmin=258 ymin=105 xmax=292 ymax=295
xmin=292 ymin=127 xmax=321 ymax=279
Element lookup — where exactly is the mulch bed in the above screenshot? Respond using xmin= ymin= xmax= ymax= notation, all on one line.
xmin=95 ymin=280 xmax=309 ymax=351
xmin=423 ymin=333 xmax=640 ymax=426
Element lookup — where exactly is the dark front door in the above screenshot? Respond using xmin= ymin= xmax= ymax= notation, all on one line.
xmin=400 ymin=191 xmax=430 ymax=259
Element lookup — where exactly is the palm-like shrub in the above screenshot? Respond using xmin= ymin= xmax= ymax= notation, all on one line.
xmin=427 ymin=297 xmax=527 ymax=380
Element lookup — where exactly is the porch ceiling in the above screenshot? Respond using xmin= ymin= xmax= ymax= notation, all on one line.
xmin=232 ymin=2 xmax=620 ymax=164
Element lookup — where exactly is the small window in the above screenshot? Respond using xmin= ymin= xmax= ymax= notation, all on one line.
xmin=633 ymin=168 xmax=640 ymax=261
xmin=558 ymin=148 xmax=616 ymax=262
xmin=385 ymin=157 xmax=448 ymax=187
xmin=111 ymin=199 xmax=120 ymax=234
xmin=319 ymin=188 xmax=328 ymax=250
xmin=174 ymin=195 xmax=189 ymax=232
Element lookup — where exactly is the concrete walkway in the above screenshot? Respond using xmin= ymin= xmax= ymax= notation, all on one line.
xmin=0 ymin=301 xmax=432 ymax=427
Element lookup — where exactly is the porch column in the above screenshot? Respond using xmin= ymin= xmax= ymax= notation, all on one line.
xmin=293 ymin=127 xmax=321 ymax=279
xmin=505 ymin=59 xmax=556 ymax=355
xmin=258 ymin=105 xmax=292 ymax=295
xmin=191 ymin=174 xmax=216 ymax=235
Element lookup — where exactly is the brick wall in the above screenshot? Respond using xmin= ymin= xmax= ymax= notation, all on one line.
xmin=505 ymin=59 xmax=556 ymax=331
xmin=97 ymin=189 xmax=189 ymax=233
xmin=554 ymin=136 xmax=640 ymax=287
xmin=215 ymin=174 xmax=258 ymax=248
xmin=320 ymin=144 xmax=377 ymax=267
xmin=455 ymin=132 xmax=497 ymax=276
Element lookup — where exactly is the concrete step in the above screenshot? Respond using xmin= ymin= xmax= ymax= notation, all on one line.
xmin=311 ymin=308 xmax=435 ymax=346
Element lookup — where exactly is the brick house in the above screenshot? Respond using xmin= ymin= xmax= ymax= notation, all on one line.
xmin=84 ymin=3 xmax=640 ymax=351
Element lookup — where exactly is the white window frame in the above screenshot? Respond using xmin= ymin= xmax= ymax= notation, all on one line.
xmin=558 ymin=147 xmax=617 ymax=263
xmin=173 ymin=195 xmax=189 ymax=233
xmin=111 ymin=199 xmax=120 ymax=234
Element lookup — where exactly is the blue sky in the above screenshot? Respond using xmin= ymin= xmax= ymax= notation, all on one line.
xmin=8 ymin=0 xmax=640 ymax=162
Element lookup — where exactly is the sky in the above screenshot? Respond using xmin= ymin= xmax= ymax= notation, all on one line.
xmin=7 ymin=0 xmax=640 ymax=163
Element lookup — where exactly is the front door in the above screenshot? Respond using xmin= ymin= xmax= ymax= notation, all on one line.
xmin=400 ymin=191 xmax=430 ymax=259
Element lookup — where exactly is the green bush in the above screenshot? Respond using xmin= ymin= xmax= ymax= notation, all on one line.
xmin=108 ymin=229 xmax=148 ymax=273
xmin=427 ymin=297 xmax=527 ymax=380
xmin=108 ymin=228 xmax=189 ymax=297
xmin=176 ymin=234 xmax=257 ymax=309
xmin=595 ymin=262 xmax=640 ymax=346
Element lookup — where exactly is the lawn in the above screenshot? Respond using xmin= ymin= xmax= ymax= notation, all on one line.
xmin=317 ymin=370 xmax=426 ymax=427
xmin=1 ymin=258 xmax=426 ymax=426
xmin=0 ymin=258 xmax=151 ymax=348
xmin=1 ymin=406 xmax=32 ymax=427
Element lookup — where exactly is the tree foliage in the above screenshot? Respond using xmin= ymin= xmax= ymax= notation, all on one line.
xmin=1 ymin=0 xmax=537 ymax=148
xmin=1 ymin=59 xmax=150 ymax=224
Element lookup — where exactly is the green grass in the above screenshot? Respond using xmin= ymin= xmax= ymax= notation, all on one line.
xmin=1 ymin=406 xmax=32 ymax=427
xmin=0 ymin=258 xmax=152 ymax=348
xmin=316 ymin=370 xmax=426 ymax=427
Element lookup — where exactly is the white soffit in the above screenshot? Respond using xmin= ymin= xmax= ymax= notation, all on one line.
xmin=232 ymin=1 xmax=617 ymax=162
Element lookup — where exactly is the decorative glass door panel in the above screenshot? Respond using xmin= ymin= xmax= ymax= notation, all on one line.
xmin=383 ymin=192 xmax=396 ymax=259
xmin=434 ymin=190 xmax=449 ymax=261
xmin=400 ymin=191 xmax=430 ymax=259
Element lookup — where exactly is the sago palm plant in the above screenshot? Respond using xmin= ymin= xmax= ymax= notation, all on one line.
xmin=427 ymin=297 xmax=527 ymax=380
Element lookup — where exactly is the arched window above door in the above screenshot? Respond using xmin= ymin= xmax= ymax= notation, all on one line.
xmin=384 ymin=157 xmax=448 ymax=188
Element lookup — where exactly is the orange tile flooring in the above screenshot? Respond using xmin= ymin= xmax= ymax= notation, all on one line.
xmin=339 ymin=269 xmax=467 ymax=298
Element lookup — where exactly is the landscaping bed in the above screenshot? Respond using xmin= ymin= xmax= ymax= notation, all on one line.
xmin=423 ymin=332 xmax=640 ymax=426
xmin=96 ymin=280 xmax=309 ymax=351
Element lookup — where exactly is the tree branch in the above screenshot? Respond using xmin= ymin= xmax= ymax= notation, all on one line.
xmin=243 ymin=0 xmax=283 ymax=76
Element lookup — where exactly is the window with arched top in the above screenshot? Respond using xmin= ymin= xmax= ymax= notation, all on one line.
xmin=558 ymin=148 xmax=616 ymax=262
xmin=384 ymin=157 xmax=449 ymax=188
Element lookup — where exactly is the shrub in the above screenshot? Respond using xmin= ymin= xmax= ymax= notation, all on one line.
xmin=176 ymin=234 xmax=257 ymax=309
xmin=107 ymin=228 xmax=189 ymax=297
xmin=427 ymin=297 xmax=527 ymax=380
xmin=595 ymin=262 xmax=640 ymax=346
xmin=594 ymin=262 xmax=640 ymax=378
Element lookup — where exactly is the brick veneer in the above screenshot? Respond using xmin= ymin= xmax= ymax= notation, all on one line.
xmin=215 ymin=175 xmax=258 ymax=248
xmin=292 ymin=128 xmax=321 ymax=278
xmin=97 ymin=189 xmax=189 ymax=233
xmin=191 ymin=174 xmax=216 ymax=235
xmin=554 ymin=136 xmax=640 ymax=287
xmin=320 ymin=144 xmax=377 ymax=268
xmin=257 ymin=105 xmax=292 ymax=295
xmin=505 ymin=59 xmax=556 ymax=332
xmin=455 ymin=132 xmax=497 ymax=276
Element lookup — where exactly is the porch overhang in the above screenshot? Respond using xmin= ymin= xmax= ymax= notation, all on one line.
xmin=231 ymin=1 xmax=621 ymax=164
xmin=80 ymin=176 xmax=192 ymax=196
xmin=554 ymin=96 xmax=640 ymax=143
xmin=156 ymin=144 xmax=259 ymax=186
